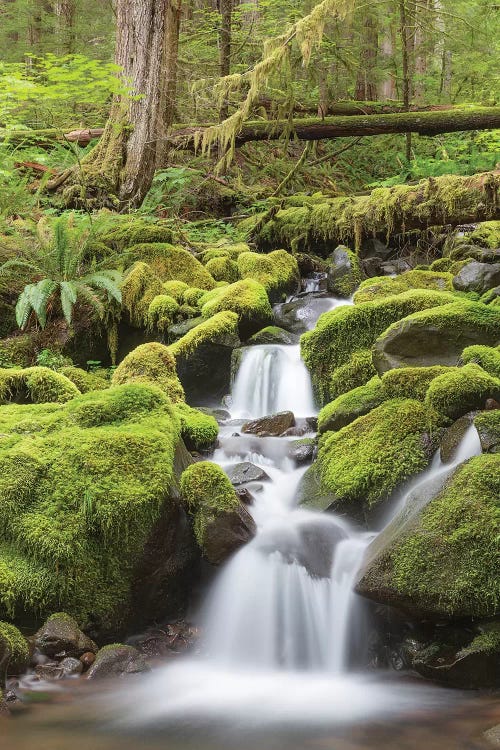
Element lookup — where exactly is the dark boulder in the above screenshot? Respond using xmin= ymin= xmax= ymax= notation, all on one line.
xmin=439 ymin=413 xmax=476 ymax=463
xmin=34 ymin=614 xmax=97 ymax=659
xmin=359 ymin=238 xmax=393 ymax=261
xmin=453 ymin=261 xmax=500 ymax=294
xmin=202 ymin=504 xmax=256 ymax=565
xmin=289 ymin=439 xmax=316 ymax=464
xmin=225 ymin=461 xmax=270 ymax=486
xmin=242 ymin=411 xmax=295 ymax=436
xmin=326 ymin=245 xmax=362 ymax=298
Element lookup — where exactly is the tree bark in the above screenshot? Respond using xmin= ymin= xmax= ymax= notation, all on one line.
xmin=54 ymin=0 xmax=76 ymax=54
xmin=251 ymin=171 xmax=500 ymax=253
xmin=218 ymin=0 xmax=232 ymax=121
xmin=355 ymin=12 xmax=379 ymax=101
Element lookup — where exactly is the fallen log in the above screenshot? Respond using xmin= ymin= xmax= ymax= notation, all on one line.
xmin=255 ymin=98 xmax=455 ymax=117
xmin=245 ymin=171 xmax=500 ymax=253
xmin=0 ymin=127 xmax=104 ymax=148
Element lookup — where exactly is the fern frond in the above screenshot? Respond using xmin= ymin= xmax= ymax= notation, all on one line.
xmin=60 ymin=281 xmax=78 ymax=324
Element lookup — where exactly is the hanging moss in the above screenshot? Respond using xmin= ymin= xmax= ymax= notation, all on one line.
xmin=176 ymin=403 xmax=219 ymax=451
xmin=424 ymin=363 xmax=500 ymax=420
xmin=460 ymin=344 xmax=500 ymax=378
xmin=168 ymin=311 xmax=239 ymax=361
xmin=112 ymin=343 xmax=185 ymax=403
xmin=353 ymin=270 xmax=453 ymax=304
xmin=58 ymin=366 xmax=108 ymax=394
xmin=236 ymin=250 xmax=300 ymax=301
xmin=205 ymin=256 xmax=240 ymax=284
xmin=0 ymin=367 xmax=80 ymax=405
xmin=381 ymin=366 xmax=451 ymax=401
xmin=199 ymin=279 xmax=273 ymax=337
xmin=301 ymin=289 xmax=456 ymax=403
xmin=121 ymin=262 xmax=163 ymax=328
xmin=180 ymin=461 xmax=238 ymax=547
xmin=318 ymin=376 xmax=386 ymax=434
xmin=126 ymin=243 xmax=216 ymax=290
xmin=147 ymin=295 xmax=180 ymax=333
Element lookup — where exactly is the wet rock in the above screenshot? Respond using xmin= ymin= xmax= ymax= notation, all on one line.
xmin=235 ymin=487 xmax=254 ymax=505
xmin=202 ymin=503 xmax=257 ymax=565
xmin=79 ymin=652 xmax=96 ymax=671
xmin=273 ymin=294 xmax=336 ymax=334
xmin=362 ymin=256 xmax=384 ymax=278
xmin=439 ymin=413 xmax=476 ymax=463
xmin=295 ymin=253 xmax=327 ymax=276
xmin=295 ymin=463 xmax=338 ymax=512
xmin=34 ymin=614 xmax=97 ymax=659
xmin=59 ymin=657 xmax=83 ymax=677
xmin=474 ymin=410 xmax=500 ymax=453
xmin=176 ymin=342 xmax=239 ymax=403
xmin=453 ymin=261 xmax=500 ymax=293
xmin=326 ymin=245 xmax=362 ymax=297
xmin=246 ymin=326 xmax=297 ymax=345
xmin=281 ymin=424 xmax=309 ymax=437
xmin=34 ymin=663 xmax=64 ymax=681
xmin=168 ymin=317 xmax=204 ymax=340
xmin=380 ymin=258 xmax=412 ymax=275
xmin=485 ymin=725 xmax=500 ymax=747
xmin=359 ymin=238 xmax=393 ymax=261
xmin=486 ymin=398 xmax=500 ymax=410
xmin=225 ymin=461 xmax=270 ymax=486
xmin=0 ymin=695 xmax=9 ymax=717
xmin=128 ymin=623 xmax=198 ymax=659
xmin=86 ymin=645 xmax=150 ymax=680
xmin=242 ymin=411 xmax=295 ymax=436
xmin=198 ymin=407 xmax=231 ymax=422
xmin=448 ymin=243 xmax=500 ymax=263
xmin=289 ymin=439 xmax=315 ymax=464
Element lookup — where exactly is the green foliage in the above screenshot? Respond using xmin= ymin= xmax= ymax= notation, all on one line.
xmin=111 ymin=343 xmax=185 ymax=403
xmin=36 ymin=348 xmax=71 ymax=370
xmin=0 ymin=366 xmax=80 ymax=404
xmin=425 ymin=363 xmax=500 ymax=419
xmin=180 ymin=461 xmax=238 ymax=547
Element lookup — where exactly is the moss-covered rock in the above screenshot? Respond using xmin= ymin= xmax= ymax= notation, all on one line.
xmin=169 ymin=312 xmax=239 ymax=360
xmin=301 ymin=290 xmax=455 ymax=403
xmin=146 ymin=294 xmax=180 ymax=332
xmin=318 ymin=377 xmax=386 ymax=434
xmin=58 ymin=366 xmax=108 ymax=394
xmin=329 ymin=349 xmax=378 ymax=400
xmin=381 ymin=365 xmax=451 ymax=401
xmin=0 ymin=621 xmax=29 ymax=675
xmin=0 ymin=367 xmax=80 ymax=405
xmin=176 ymin=403 xmax=218 ymax=451
xmin=372 ymin=300 xmax=500 ymax=374
xmin=198 ymin=242 xmax=251 ymax=263
xmin=466 ymin=221 xmax=500 ymax=249
xmin=34 ymin=612 xmax=97 ymax=658
xmin=326 ymin=245 xmax=363 ymax=297
xmin=424 ymin=363 xmax=500 ymax=419
xmin=205 ymin=256 xmax=240 ymax=284
xmin=311 ymin=399 xmax=444 ymax=519
xmin=199 ymin=279 xmax=273 ymax=338
xmin=356 ymin=454 xmax=500 ymax=619
xmin=182 ymin=287 xmax=205 ymax=307
xmin=459 ymin=344 xmax=500 ymax=378
xmin=246 ymin=326 xmax=296 ymax=345
xmin=162 ymin=280 xmax=189 ymax=301
xmin=474 ymin=410 xmax=500 ymax=453
xmin=126 ymin=243 xmax=216 ymax=290
xmin=236 ymin=250 xmax=300 ymax=302
xmin=121 ymin=261 xmax=164 ymax=328
xmin=96 ymin=216 xmax=177 ymax=251
xmin=180 ymin=461 xmax=255 ymax=564
xmin=112 ymin=343 xmax=185 ymax=403
xmin=353 ymin=270 xmax=453 ymax=304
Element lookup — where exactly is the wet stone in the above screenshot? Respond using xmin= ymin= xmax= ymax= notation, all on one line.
xmin=225 ymin=461 xmax=270 ymax=486
xmin=242 ymin=411 xmax=295 ymax=436
xmin=440 ymin=413 xmax=476 ymax=463
xmin=86 ymin=645 xmax=150 ymax=680
xmin=59 ymin=657 xmax=83 ymax=677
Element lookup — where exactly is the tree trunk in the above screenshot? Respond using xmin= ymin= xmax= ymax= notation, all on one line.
xmin=54 ymin=0 xmax=76 ymax=54
xmin=51 ymin=0 xmax=181 ymax=209
xmin=399 ymin=0 xmax=414 ymax=161
xmin=250 ymin=171 xmax=500 ymax=253
xmin=379 ymin=24 xmax=397 ymax=100
xmin=355 ymin=13 xmax=379 ymax=101
xmin=218 ymin=0 xmax=232 ymax=121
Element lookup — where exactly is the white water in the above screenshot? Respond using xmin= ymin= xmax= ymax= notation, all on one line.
xmin=113 ymin=291 xmax=481 ymax=730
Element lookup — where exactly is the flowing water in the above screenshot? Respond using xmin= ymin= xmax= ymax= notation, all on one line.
xmin=4 ymin=288 xmax=498 ymax=749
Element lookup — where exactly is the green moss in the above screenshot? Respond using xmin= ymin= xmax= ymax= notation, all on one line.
xmin=67 ymin=383 xmax=169 ymax=428
xmin=429 ymin=258 xmax=454 ymax=272
xmin=126 ymin=243 xmax=216 ymax=290
xmin=182 ymin=287 xmax=205 ymax=307
xmin=162 ymin=280 xmax=189 ymax=301
xmin=199 ymin=279 xmax=273 ymax=337
xmin=353 ymin=270 xmax=453 ymax=304
xmin=168 ymin=311 xmax=239 ymax=360
xmin=460 ymin=344 xmax=500 ymax=378
xmin=176 ymin=403 xmax=218 ymax=451
xmin=198 ymin=242 xmax=250 ymax=262
xmin=425 ymin=363 xmax=500 ymax=419
xmin=180 ymin=461 xmax=238 ymax=547
xmin=121 ymin=261 xmax=163 ymax=328
xmin=58 ymin=366 xmax=108 ymax=394
xmin=302 ymin=289 xmax=456 ymax=403
xmin=316 ymin=398 xmax=445 ymax=515
xmin=205 ymin=256 xmax=240 ymax=284
xmin=391 ymin=454 xmax=500 ymax=617
xmin=236 ymin=250 xmax=300 ymax=301
xmin=474 ymin=410 xmax=500 ymax=453
xmin=480 ymin=286 xmax=500 ymax=305
xmin=146 ymin=294 xmax=180 ymax=332
xmin=112 ymin=343 xmax=185 ymax=403
xmin=0 ymin=335 xmax=37 ymax=368
xmin=95 ymin=216 xmax=177 ymax=251
xmin=318 ymin=376 xmax=386 ymax=434
xmin=0 ymin=367 xmax=80 ymax=405
xmin=0 ymin=621 xmax=29 ymax=673
xmin=329 ymin=349 xmax=377 ymax=400
xmin=467 ymin=221 xmax=500 ymax=248
xmin=381 ymin=366 xmax=451 ymax=401
xmin=328 ymin=246 xmax=363 ymax=297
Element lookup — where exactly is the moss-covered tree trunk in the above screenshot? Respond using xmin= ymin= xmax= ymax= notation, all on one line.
xmin=52 ymin=0 xmax=180 ymax=209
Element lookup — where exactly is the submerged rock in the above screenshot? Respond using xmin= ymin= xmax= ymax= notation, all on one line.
xmin=86 ymin=644 xmax=150 ymax=680
xmin=274 ymin=294 xmax=335 ymax=334
xmin=242 ymin=411 xmax=295 ymax=436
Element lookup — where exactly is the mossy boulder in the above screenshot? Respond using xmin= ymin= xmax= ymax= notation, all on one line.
xmin=205 ymin=256 xmax=239 ymax=284
xmin=236 ymin=250 xmax=300 ymax=302
xmin=372 ymin=301 xmax=500 ymax=374
xmin=301 ymin=289 xmax=455 ymax=403
xmin=356 ymin=454 xmax=500 ymax=619
xmin=381 ymin=365 xmax=451 ymax=401
xmin=121 ymin=261 xmax=164 ymax=328
xmin=146 ymin=294 xmax=180 ymax=332
xmin=353 ymin=270 xmax=452 ymax=304
xmin=96 ymin=216 xmax=177 ymax=251
xmin=176 ymin=403 xmax=218 ymax=451
xmin=112 ymin=343 xmax=185 ymax=403
xmin=424 ymin=363 xmax=500 ymax=420
xmin=302 ymin=399 xmax=444 ymax=520
xmin=58 ymin=366 xmax=108 ymax=394
xmin=452 ymin=261 xmax=500 ymax=294
xmin=0 ymin=367 xmax=80 ymax=405
xmin=199 ymin=279 xmax=273 ymax=338
xmin=328 ymin=349 xmax=377 ymax=400
xmin=326 ymin=245 xmax=363 ymax=298
xmin=0 ymin=621 xmax=29 ymax=675
xmin=474 ymin=410 xmax=500 ymax=453
xmin=180 ymin=462 xmax=256 ymax=564
xmin=162 ymin=280 xmax=189 ymax=301
xmin=86 ymin=644 xmax=150 ymax=680
xmin=246 ymin=326 xmax=296 ymax=345
xmin=318 ymin=377 xmax=386 ymax=434
xmin=459 ymin=344 xmax=500 ymax=378
xmin=126 ymin=243 xmax=216 ymax=290
xmin=466 ymin=221 xmax=500 ymax=249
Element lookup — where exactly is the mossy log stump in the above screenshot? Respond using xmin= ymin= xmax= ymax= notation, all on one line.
xmin=249 ymin=171 xmax=500 ymax=253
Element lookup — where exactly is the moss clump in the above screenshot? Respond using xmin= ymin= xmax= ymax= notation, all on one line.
xmin=126 ymin=243 xmax=216 ymax=290
xmin=176 ymin=403 xmax=218 ymax=451
xmin=0 ymin=367 xmax=80 ymax=405
xmin=316 ymin=398 xmax=445 ymax=516
xmin=182 ymin=287 xmax=205 ymax=307
xmin=95 ymin=216 xmax=177 ymax=251
xmin=430 ymin=258 xmax=454 ymax=272
xmin=112 ymin=343 xmax=185 ymax=403
xmin=236 ymin=250 xmax=300 ymax=301
xmin=162 ymin=280 xmax=189 ymax=301
xmin=329 ymin=349 xmax=377 ymax=401
xmin=474 ymin=410 xmax=500 ymax=453
xmin=425 ymin=363 xmax=500 ymax=420
xmin=121 ymin=262 xmax=163 ymax=328
xmin=168 ymin=311 xmax=239 ymax=360
xmin=198 ymin=242 xmax=250 ymax=263
xmin=0 ymin=335 xmax=36 ymax=368
xmin=353 ymin=270 xmax=453 ymax=304
xmin=390 ymin=455 xmax=500 ymax=617
xmin=180 ymin=461 xmax=238 ymax=547
xmin=467 ymin=221 xmax=500 ymax=248
xmin=0 ymin=383 xmax=182 ymax=629
xmin=205 ymin=256 xmax=240 ymax=284
xmin=381 ymin=366 xmax=451 ymax=401
xmin=199 ymin=279 xmax=273 ymax=338
xmin=301 ymin=289 xmax=456 ymax=403
xmin=460 ymin=344 xmax=500 ymax=379
xmin=327 ymin=246 xmax=363 ymax=297
xmin=58 ymin=366 xmax=108 ymax=394
xmin=0 ymin=621 xmax=29 ymax=674
xmin=318 ymin=376 xmax=386 ymax=434
xmin=147 ymin=294 xmax=180 ymax=332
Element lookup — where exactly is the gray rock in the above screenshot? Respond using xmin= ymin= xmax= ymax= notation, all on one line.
xmin=289 ymin=439 xmax=315 ymax=464
xmin=34 ymin=614 xmax=97 ymax=659
xmin=326 ymin=245 xmax=361 ymax=298
xmin=359 ymin=238 xmax=393 ymax=261
xmin=225 ymin=462 xmax=270 ymax=486
xmin=86 ymin=645 xmax=150 ymax=680
xmin=202 ymin=503 xmax=257 ymax=565
xmin=362 ymin=256 xmax=384 ymax=278
xmin=453 ymin=261 xmax=500 ymax=293
xmin=449 ymin=243 xmax=500 ymax=263
xmin=295 ymin=463 xmax=338 ymax=512
xmin=380 ymin=258 xmax=412 ymax=275
xmin=59 ymin=657 xmax=83 ymax=677
xmin=35 ymin=663 xmax=64 ymax=681
xmin=273 ymin=294 xmax=336 ymax=334
xmin=246 ymin=326 xmax=297 ymax=345
xmin=242 ymin=411 xmax=295 ymax=436
xmin=168 ymin=317 xmax=204 ymax=340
